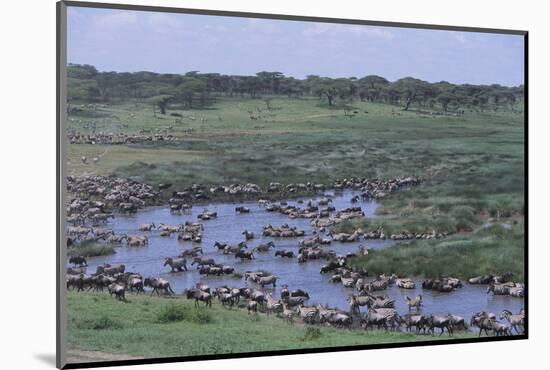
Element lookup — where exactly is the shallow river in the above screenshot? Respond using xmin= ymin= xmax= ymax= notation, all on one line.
xmin=79 ymin=190 xmax=524 ymax=324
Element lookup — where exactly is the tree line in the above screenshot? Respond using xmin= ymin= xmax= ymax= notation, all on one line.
xmin=68 ymin=64 xmax=524 ymax=113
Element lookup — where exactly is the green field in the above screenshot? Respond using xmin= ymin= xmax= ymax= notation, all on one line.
xmin=66 ymin=291 xmax=474 ymax=361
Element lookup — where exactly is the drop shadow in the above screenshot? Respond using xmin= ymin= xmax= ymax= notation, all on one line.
xmin=34 ymin=353 xmax=57 ymax=367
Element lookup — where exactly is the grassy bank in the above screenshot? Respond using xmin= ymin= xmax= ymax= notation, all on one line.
xmin=68 ymin=242 xmax=115 ymax=258
xmin=67 ymin=291 xmax=474 ymax=361
xmin=349 ymin=224 xmax=524 ymax=281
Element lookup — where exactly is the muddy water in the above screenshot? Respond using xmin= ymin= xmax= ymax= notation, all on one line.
xmin=80 ymin=190 xmax=524 ymax=324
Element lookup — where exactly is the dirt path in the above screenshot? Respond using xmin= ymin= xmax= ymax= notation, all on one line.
xmin=67 ymin=348 xmax=144 ymax=364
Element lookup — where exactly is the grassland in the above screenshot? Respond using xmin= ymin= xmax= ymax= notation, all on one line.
xmin=66 ymin=291 xmax=475 ymax=362
xmin=349 ymin=224 xmax=524 ymax=280
xmin=67 ymin=96 xmax=525 ymax=278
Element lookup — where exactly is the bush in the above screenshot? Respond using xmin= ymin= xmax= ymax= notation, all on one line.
xmin=192 ymin=309 xmax=213 ymax=324
xmin=157 ymin=303 xmax=214 ymax=324
xmin=301 ymin=327 xmax=323 ymax=341
xmin=157 ymin=303 xmax=188 ymax=323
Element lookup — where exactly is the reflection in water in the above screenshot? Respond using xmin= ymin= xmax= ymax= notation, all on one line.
xmin=79 ymin=190 xmax=524 ymax=326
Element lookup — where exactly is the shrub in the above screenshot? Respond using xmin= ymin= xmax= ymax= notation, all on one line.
xmin=157 ymin=303 xmax=188 ymax=323
xmin=157 ymin=303 xmax=214 ymax=324
xmin=192 ymin=309 xmax=213 ymax=324
xmin=301 ymin=327 xmax=323 ymax=341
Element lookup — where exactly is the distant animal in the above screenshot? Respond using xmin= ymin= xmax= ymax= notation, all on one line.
xmin=69 ymin=255 xmax=87 ymax=267
xmin=235 ymin=250 xmax=254 ymax=261
xmin=258 ymin=275 xmax=278 ymax=288
xmin=405 ymin=295 xmax=423 ymax=312
xmin=144 ymin=277 xmax=175 ymax=296
xmin=425 ymin=314 xmax=453 ymax=336
xmin=500 ymin=309 xmax=525 ymax=334
xmin=163 ymin=257 xmax=188 ymax=272
xmin=190 ymin=256 xmax=215 ymax=269
xmin=242 ymin=230 xmax=255 ymax=240
xmin=254 ymin=241 xmax=275 ymax=252
xmin=275 ymin=249 xmax=294 ymax=258
xmin=139 ymin=223 xmax=156 ymax=231
xmin=107 ymin=283 xmax=126 ymax=301
xmin=247 ymin=300 xmax=258 ymax=314
xmin=184 ymin=288 xmax=212 ymax=308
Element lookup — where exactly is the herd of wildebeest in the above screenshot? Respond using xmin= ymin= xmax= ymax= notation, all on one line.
xmin=66 ymin=174 xmax=525 ymax=337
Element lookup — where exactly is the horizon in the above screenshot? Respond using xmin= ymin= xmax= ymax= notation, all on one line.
xmin=67 ymin=7 xmax=525 ymax=87
xmin=66 ymin=62 xmax=524 ymax=88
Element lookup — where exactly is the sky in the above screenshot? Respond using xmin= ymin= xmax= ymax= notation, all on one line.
xmin=67 ymin=7 xmax=525 ymax=86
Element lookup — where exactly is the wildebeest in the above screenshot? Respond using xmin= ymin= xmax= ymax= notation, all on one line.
xmin=258 ymin=275 xmax=278 ymax=288
xmin=242 ymin=230 xmax=254 ymax=240
xmin=425 ymin=314 xmax=453 ymax=336
xmin=290 ymin=289 xmax=309 ymax=299
xmin=184 ymin=288 xmax=212 ymax=307
xmin=164 ymin=257 xmax=188 ymax=272
xmin=470 ymin=311 xmax=495 ymax=337
xmin=247 ymin=300 xmax=258 ymax=314
xmin=144 ymin=277 xmax=175 ymax=296
xmin=275 ymin=249 xmax=294 ymax=258
xmin=235 ymin=250 xmax=254 ymax=261
xmin=448 ymin=314 xmax=467 ymax=331
xmin=235 ymin=206 xmax=250 ymax=213
xmin=400 ymin=314 xmax=426 ymax=333
xmin=127 ymin=276 xmax=144 ymax=294
xmin=69 ymin=255 xmax=87 ymax=267
xmin=191 ymin=256 xmax=216 ymax=269
xmin=240 ymin=288 xmax=266 ymax=307
xmin=199 ymin=266 xmax=223 ymax=276
xmin=107 ymin=283 xmax=126 ymax=301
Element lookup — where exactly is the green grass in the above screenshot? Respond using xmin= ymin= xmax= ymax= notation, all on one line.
xmin=68 ymin=242 xmax=115 ymax=258
xmin=349 ymin=223 xmax=524 ymax=281
xmin=67 ymin=291 xmax=474 ymax=360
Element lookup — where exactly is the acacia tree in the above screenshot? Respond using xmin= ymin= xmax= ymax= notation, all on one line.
xmin=312 ymin=78 xmax=353 ymax=106
xmin=393 ymin=77 xmax=430 ymax=110
xmin=437 ymin=92 xmax=455 ymax=112
xmin=66 ymin=64 xmax=524 ymax=112
xmin=358 ymin=75 xmax=389 ymax=101
xmin=150 ymin=94 xmax=174 ymax=115
xmin=176 ymin=78 xmax=207 ymax=109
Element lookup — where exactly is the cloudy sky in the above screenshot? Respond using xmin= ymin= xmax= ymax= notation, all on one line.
xmin=67 ymin=6 xmax=525 ymax=86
